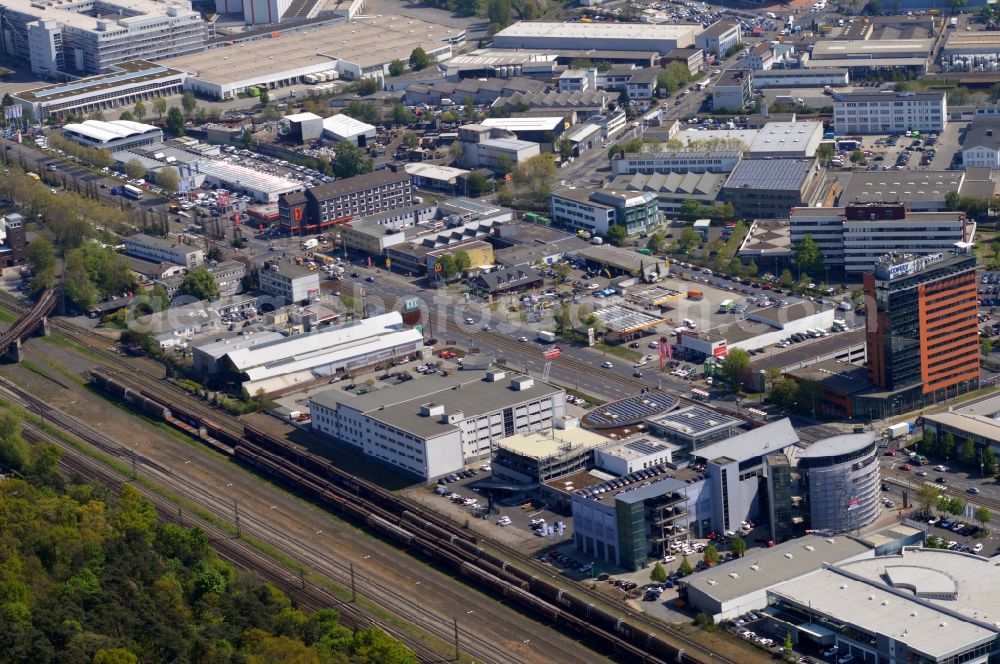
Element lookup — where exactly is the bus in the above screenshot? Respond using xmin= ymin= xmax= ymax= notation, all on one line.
xmin=914 ymin=454 xmax=928 ymax=466
xmin=122 ymin=184 xmax=143 ymax=200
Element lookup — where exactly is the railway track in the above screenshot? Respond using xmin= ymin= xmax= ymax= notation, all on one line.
xmin=8 ymin=383 xmax=513 ymax=664
xmin=2 ymin=290 xmax=751 ymax=663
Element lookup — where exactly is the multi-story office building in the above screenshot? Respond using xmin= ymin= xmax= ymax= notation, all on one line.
xmin=863 ymin=252 xmax=979 ymax=412
xmin=789 ymin=203 xmax=974 ymax=273
xmin=124 ymin=233 xmax=203 ymax=268
xmin=278 ymin=170 xmax=413 ymax=234
xmin=695 ymin=20 xmax=741 ymax=58
xmin=0 ymin=0 xmax=206 ymax=75
xmin=612 ymin=149 xmax=742 ymax=175
xmin=796 ymin=433 xmax=881 ymax=533
xmin=721 ymin=158 xmax=823 ymax=219
xmin=550 ymin=188 xmax=660 ymax=237
xmin=744 ymin=42 xmax=774 ymax=70
xmin=833 ymin=91 xmax=946 ymax=135
xmin=310 ymin=368 xmax=567 ymax=480
xmin=711 ymin=69 xmax=752 ymax=111
xmin=960 ymin=121 xmax=1000 ymax=168
xmin=13 ymin=60 xmax=187 ymax=120
xmin=156 ymin=260 xmax=245 ymax=299
xmin=257 ymin=259 xmax=320 ymax=305
xmin=751 ymin=67 xmax=848 ymax=88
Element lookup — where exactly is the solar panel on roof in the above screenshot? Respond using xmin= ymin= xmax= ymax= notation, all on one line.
xmin=36 ymin=66 xmax=168 ymax=98
xmin=625 ymin=439 xmax=664 ymax=455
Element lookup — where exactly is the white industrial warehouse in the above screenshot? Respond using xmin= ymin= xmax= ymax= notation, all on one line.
xmin=206 ymin=312 xmax=424 ymax=394
xmin=62 ymin=120 xmax=164 ymax=151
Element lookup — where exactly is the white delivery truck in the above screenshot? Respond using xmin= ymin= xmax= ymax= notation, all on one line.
xmin=301 ymin=238 xmax=319 ymax=250
xmin=887 ymin=422 xmax=911 ymax=439
xmin=538 ymin=331 xmax=556 ymax=343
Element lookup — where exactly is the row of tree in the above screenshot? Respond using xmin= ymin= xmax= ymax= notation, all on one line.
xmin=917 ymin=429 xmax=997 ymax=474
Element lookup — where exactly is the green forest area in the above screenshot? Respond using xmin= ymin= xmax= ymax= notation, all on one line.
xmin=0 ymin=404 xmax=416 ymax=664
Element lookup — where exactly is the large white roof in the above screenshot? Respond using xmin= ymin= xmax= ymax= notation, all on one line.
xmin=493 ymin=21 xmax=696 ymax=41
xmin=228 ymin=312 xmax=407 ymax=373
xmin=771 ymin=566 xmax=996 ymax=659
xmin=63 ymin=119 xmax=159 ymax=143
xmin=322 ymin=113 xmax=377 ymax=138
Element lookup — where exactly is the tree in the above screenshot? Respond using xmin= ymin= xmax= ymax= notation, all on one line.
xmin=849 ymin=148 xmax=866 ymax=165
xmin=351 ymin=627 xmax=418 ymax=664
xmin=0 ymin=404 xmax=28 ymax=472
xmin=180 ymin=92 xmax=197 ymax=117
xmin=133 ymin=100 xmax=146 ymax=121
xmin=331 ymin=140 xmax=373 ymax=179
xmin=945 ymin=190 xmax=962 ymax=211
xmin=465 ymin=171 xmax=489 ymax=196
xmin=93 ymin=649 xmax=138 ymax=664
xmin=486 ymin=0 xmax=513 ymax=29
xmin=388 ymin=59 xmax=406 ymax=77
xmin=975 ymin=507 xmax=991 ymax=534
xmin=769 ymin=377 xmax=800 ymax=407
xmin=124 ymin=158 xmax=147 ymax=180
xmin=178 ymin=268 xmax=220 ymax=302
xmin=554 ymin=263 xmax=573 ymax=283
xmin=983 ymin=338 xmax=994 ymax=357
xmin=409 ymin=47 xmax=433 ymax=71
xmin=984 ymin=447 xmax=997 ymax=476
xmin=166 ymin=107 xmax=185 ymax=136
xmin=703 ymin=544 xmax=720 ymax=567
xmin=345 ymin=101 xmax=380 ymax=124
xmin=780 ymin=268 xmax=794 ymax=287
xmin=816 ymin=143 xmax=834 ymax=166
xmin=794 ymin=234 xmax=823 ymax=276
xmin=960 ymin=438 xmax=977 ymax=467
xmin=921 ymin=429 xmax=936 ymax=456
xmin=436 ymin=254 xmax=457 ymax=280
xmin=720 ymin=348 xmax=752 ymax=391
xmin=941 ymin=431 xmax=955 ymax=461
xmin=650 ymin=561 xmax=668 ymax=582
xmin=730 ymin=535 xmax=746 ymax=558
xmin=678 ymin=226 xmax=702 ymax=254
xmin=64 ymin=248 xmax=100 ymax=312
xmin=27 ymin=236 xmax=56 ymax=275
xmin=156 ymin=166 xmax=180 ymax=193
xmin=646 ymin=232 xmax=665 ymax=254
xmin=556 ymin=136 xmax=574 ymax=160
xmin=392 ymin=103 xmax=413 ymax=125
xmin=917 ymin=483 xmax=939 ymax=514
xmin=511 ymin=153 xmax=558 ymax=207
xmin=678 ymin=556 xmax=693 ymax=576
xmin=948 ymin=85 xmax=971 ymax=105
xmin=153 ymin=96 xmax=167 ymax=119
xmin=454 ymin=250 xmax=471 ymax=273
xmin=607 ymin=224 xmax=628 ymax=247
xmin=119 ymin=110 xmax=134 ymax=121
xmin=553 ymin=303 xmax=572 ymax=335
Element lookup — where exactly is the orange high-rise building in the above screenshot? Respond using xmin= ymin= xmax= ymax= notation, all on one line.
xmin=864 ymin=252 xmax=979 ymax=404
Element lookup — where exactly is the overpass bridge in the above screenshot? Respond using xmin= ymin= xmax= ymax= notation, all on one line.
xmin=0 ymin=289 xmax=56 ymax=361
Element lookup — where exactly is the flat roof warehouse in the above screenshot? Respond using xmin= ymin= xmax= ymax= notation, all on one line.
xmin=161 ymin=16 xmax=463 ymax=97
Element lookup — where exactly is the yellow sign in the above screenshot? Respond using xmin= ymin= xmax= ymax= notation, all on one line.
xmin=385 ymin=258 xmax=392 ymax=268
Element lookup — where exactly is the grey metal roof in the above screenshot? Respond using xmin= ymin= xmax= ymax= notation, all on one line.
xmin=615 ymin=476 xmax=687 ymax=505
xmin=692 ymin=418 xmax=799 ymax=462
xmin=646 ymin=405 xmax=743 ymax=436
xmin=683 ymin=534 xmax=872 ymax=604
xmin=833 ymin=91 xmax=943 ymax=104
xmin=798 ymin=432 xmax=876 ymax=459
xmin=963 ymin=120 xmax=1000 ymax=152
xmin=723 ymin=158 xmax=815 ymax=192
xmin=312 ymin=369 xmax=562 ymax=439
